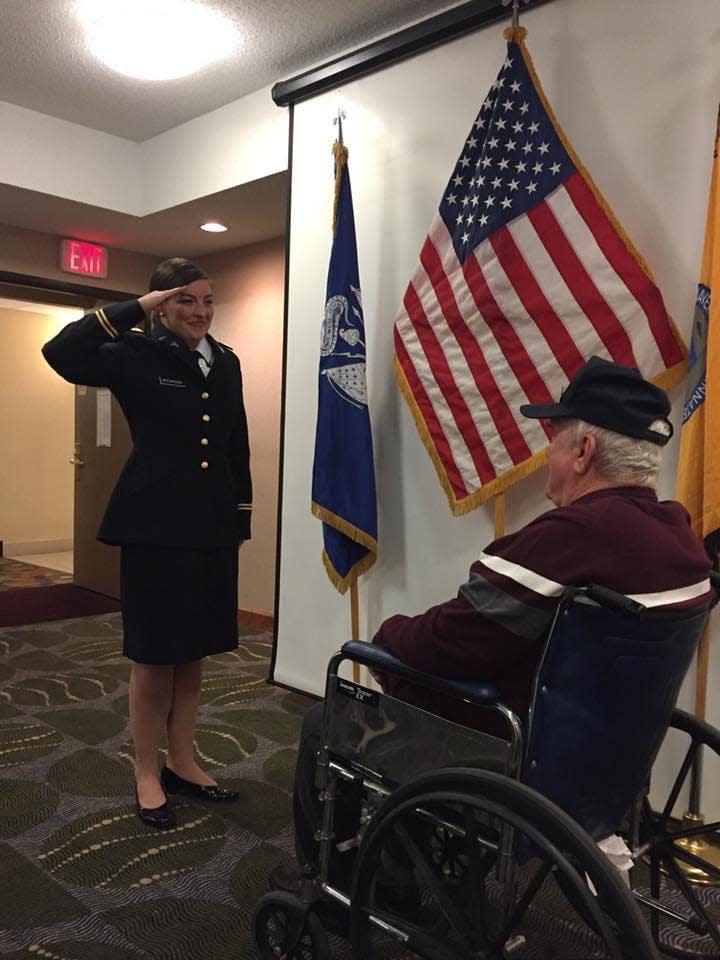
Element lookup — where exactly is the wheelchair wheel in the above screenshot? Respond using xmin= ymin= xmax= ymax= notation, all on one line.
xmin=350 ymin=767 xmax=658 ymax=960
xmin=253 ymin=891 xmax=331 ymax=960
xmin=634 ymin=709 xmax=720 ymax=958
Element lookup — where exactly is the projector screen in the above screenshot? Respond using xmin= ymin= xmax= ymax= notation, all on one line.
xmin=273 ymin=0 xmax=720 ymax=812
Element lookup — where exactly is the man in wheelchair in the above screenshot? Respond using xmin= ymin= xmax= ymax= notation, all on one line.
xmin=269 ymin=357 xmax=714 ymax=956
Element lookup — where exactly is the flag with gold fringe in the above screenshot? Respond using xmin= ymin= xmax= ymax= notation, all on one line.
xmin=676 ymin=106 xmax=720 ymax=564
xmin=311 ymin=137 xmax=378 ymax=593
xmin=394 ymin=26 xmax=686 ymax=516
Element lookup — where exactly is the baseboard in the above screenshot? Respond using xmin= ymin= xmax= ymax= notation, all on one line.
xmin=5 ymin=538 xmax=73 ymax=557
xmin=237 ymin=607 xmax=274 ymax=629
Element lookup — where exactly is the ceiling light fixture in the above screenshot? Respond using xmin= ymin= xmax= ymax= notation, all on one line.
xmin=76 ymin=0 xmax=239 ymax=82
xmin=200 ymin=222 xmax=228 ymax=233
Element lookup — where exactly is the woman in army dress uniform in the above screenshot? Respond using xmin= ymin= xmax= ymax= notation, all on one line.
xmin=42 ymin=258 xmax=252 ymax=829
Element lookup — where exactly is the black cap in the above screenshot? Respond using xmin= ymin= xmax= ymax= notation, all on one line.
xmin=519 ymin=356 xmax=673 ymax=446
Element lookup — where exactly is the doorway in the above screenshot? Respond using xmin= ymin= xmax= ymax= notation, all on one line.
xmin=0 ymin=233 xmax=286 ymax=627
xmin=0 ymin=295 xmax=80 ymax=584
xmin=0 ymin=276 xmax=135 ymax=624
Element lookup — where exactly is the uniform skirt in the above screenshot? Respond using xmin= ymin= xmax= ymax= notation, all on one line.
xmin=120 ymin=545 xmax=239 ymax=664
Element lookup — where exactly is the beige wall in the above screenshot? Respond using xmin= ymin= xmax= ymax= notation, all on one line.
xmin=0 ymin=223 xmax=158 ymax=552
xmin=0 ymin=223 xmax=157 ymax=295
xmin=203 ymin=238 xmax=285 ymax=617
xmin=0 ymin=305 xmax=76 ymax=546
xmin=0 ymin=223 xmax=285 ymax=615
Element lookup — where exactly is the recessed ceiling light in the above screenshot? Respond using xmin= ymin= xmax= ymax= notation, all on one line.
xmin=200 ymin=222 xmax=228 ymax=233
xmin=77 ymin=0 xmax=239 ymax=82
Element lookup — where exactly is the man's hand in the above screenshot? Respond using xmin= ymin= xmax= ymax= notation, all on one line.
xmin=138 ymin=287 xmax=185 ymax=316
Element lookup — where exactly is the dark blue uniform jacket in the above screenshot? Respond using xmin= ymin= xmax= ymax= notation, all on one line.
xmin=42 ymin=299 xmax=252 ymax=548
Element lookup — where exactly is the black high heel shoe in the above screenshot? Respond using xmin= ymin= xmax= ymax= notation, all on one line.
xmin=134 ymin=788 xmax=176 ymax=830
xmin=160 ymin=765 xmax=239 ymax=802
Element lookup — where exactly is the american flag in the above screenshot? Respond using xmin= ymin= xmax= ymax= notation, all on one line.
xmin=394 ymin=33 xmax=686 ymax=515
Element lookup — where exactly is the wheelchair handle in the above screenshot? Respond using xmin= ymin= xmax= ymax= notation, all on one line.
xmin=576 ymin=585 xmax=647 ymax=617
xmin=571 ymin=579 xmax=717 ymax=618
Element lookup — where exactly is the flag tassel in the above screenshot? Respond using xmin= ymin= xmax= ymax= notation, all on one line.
xmin=393 ymin=355 xmax=547 ymax=514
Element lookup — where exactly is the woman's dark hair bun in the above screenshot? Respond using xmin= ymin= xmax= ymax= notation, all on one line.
xmin=149 ymin=257 xmax=207 ymax=291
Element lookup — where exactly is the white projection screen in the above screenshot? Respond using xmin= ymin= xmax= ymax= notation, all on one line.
xmin=272 ymin=0 xmax=720 ymax=812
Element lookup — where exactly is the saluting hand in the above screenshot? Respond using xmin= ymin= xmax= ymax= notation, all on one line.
xmin=138 ymin=287 xmax=186 ymax=316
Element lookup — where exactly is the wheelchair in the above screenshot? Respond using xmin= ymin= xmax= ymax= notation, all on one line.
xmin=254 ymin=580 xmax=720 ymax=959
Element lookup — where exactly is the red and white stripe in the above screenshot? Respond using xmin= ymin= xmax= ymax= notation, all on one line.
xmin=395 ymin=171 xmax=683 ymax=505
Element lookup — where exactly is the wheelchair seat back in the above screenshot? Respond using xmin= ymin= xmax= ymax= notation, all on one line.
xmin=522 ymin=588 xmax=708 ymax=839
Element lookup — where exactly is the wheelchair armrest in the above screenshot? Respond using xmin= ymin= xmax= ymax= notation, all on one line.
xmin=340 ymin=640 xmax=502 ymax=706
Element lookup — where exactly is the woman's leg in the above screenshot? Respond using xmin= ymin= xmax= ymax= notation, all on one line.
xmin=166 ymin=659 xmax=216 ymax=786
xmin=129 ymin=662 xmax=175 ymax=807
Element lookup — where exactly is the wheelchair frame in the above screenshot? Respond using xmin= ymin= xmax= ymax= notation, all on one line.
xmin=254 ymin=584 xmax=720 ymax=960
xmin=313 ymin=645 xmax=525 ymax=927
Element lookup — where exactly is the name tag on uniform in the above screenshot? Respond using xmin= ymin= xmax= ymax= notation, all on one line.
xmin=158 ymin=377 xmax=186 ymax=388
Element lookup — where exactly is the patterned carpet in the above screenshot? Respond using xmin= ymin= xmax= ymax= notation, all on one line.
xmin=0 ymin=558 xmax=72 ymax=591
xmin=1 ymin=610 xmax=719 ymax=959
xmin=0 ymin=612 xmax=312 ymax=959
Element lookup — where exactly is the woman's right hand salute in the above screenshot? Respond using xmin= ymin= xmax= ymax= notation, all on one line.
xmin=138 ymin=287 xmax=186 ymax=316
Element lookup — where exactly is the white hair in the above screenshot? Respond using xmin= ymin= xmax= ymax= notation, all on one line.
xmin=569 ymin=419 xmax=671 ymax=487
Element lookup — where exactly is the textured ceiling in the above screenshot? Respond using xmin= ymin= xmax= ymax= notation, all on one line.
xmin=1 ymin=0 xmax=458 ymax=141
xmin=0 ymin=172 xmax=288 ymax=257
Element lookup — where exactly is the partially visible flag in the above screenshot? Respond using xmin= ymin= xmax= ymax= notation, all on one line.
xmin=676 ymin=107 xmax=720 ymax=563
xmin=394 ymin=27 xmax=686 ymax=516
xmin=312 ymin=138 xmax=378 ymax=593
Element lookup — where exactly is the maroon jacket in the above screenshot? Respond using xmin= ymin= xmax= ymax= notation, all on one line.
xmin=373 ymin=487 xmax=711 ymax=729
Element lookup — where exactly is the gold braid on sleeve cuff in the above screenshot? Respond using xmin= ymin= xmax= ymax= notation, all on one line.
xmin=95 ymin=308 xmax=119 ymax=338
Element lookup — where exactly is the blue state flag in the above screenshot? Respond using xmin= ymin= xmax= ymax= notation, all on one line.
xmin=311 ymin=140 xmax=378 ymax=593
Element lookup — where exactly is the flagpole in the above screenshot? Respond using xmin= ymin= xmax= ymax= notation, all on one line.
xmin=341 ymin=106 xmax=361 ymax=685
xmin=694 ymin=624 xmax=710 ymax=720
xmin=334 ymin=106 xmax=364 ymax=685
xmin=336 ymin=104 xmax=358 ymax=683
xmin=502 ymin=0 xmax=530 ymax=29
xmin=672 ymin=104 xmax=720 ymax=883
xmin=350 ymin=581 xmax=360 ymax=683
xmin=494 ymin=493 xmax=506 ymax=539
xmin=673 ymin=616 xmax=720 ymax=883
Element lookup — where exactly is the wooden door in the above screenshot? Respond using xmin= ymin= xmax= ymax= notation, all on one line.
xmin=72 ymin=385 xmax=131 ymax=598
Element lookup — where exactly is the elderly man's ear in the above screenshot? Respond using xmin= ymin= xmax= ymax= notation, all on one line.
xmin=574 ymin=431 xmax=598 ymax=475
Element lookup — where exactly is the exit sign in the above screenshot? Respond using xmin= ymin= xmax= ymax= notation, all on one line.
xmin=60 ymin=239 xmax=108 ymax=279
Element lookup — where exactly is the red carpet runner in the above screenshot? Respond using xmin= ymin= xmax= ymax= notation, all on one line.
xmin=0 ymin=584 xmax=121 ymax=626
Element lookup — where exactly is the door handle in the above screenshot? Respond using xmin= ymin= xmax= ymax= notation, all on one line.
xmin=69 ymin=456 xmax=86 ymax=466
